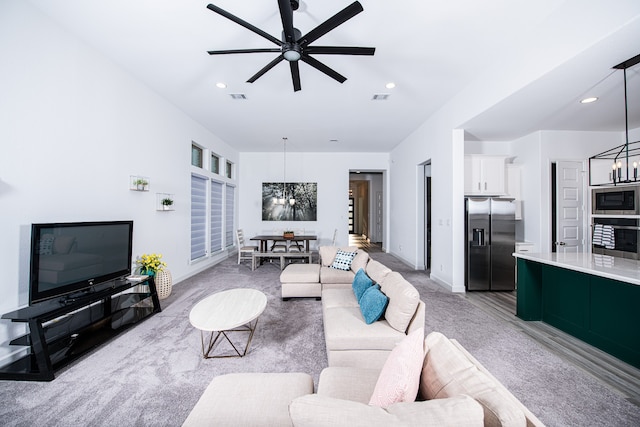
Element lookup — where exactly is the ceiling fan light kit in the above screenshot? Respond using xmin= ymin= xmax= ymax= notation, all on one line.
xmin=206 ymin=1 xmax=375 ymax=91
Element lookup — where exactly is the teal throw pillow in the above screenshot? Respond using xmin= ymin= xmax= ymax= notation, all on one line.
xmin=359 ymin=284 xmax=389 ymax=324
xmin=352 ymin=268 xmax=374 ymax=302
xmin=330 ymin=250 xmax=357 ymax=271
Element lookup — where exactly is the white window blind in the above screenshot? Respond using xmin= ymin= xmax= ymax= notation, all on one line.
xmin=225 ymin=184 xmax=235 ymax=247
xmin=211 ymin=180 xmax=223 ymax=253
xmin=191 ymin=174 xmax=207 ymax=261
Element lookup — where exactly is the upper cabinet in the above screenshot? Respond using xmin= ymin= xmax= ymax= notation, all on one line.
xmin=464 ymin=155 xmax=507 ymax=196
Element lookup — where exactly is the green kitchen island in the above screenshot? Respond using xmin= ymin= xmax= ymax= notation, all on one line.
xmin=514 ymin=252 xmax=640 ymax=369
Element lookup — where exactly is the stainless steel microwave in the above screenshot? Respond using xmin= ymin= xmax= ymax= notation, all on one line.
xmin=592 ymin=186 xmax=640 ymax=215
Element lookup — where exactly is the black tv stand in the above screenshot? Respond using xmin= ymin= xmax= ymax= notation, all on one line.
xmin=0 ymin=277 xmax=161 ymax=381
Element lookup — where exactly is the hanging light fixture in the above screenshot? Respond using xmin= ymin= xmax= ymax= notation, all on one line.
xmin=274 ymin=137 xmax=296 ymax=206
xmin=588 ymin=53 xmax=640 ymax=186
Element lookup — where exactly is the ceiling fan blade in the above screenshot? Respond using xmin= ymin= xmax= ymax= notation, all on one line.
xmin=277 ymin=0 xmax=296 ymax=43
xmin=300 ymin=55 xmax=346 ymax=84
xmin=208 ymin=48 xmax=282 ymax=55
xmin=207 ymin=3 xmax=282 ymax=47
xmin=290 ymin=61 xmax=301 ymax=92
xmin=305 ymin=46 xmax=375 ymax=56
xmin=298 ymin=1 xmax=363 ymax=46
xmin=247 ymin=54 xmax=285 ymax=83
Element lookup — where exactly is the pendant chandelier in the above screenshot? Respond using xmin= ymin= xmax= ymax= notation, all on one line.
xmin=589 ymin=53 xmax=640 ymax=186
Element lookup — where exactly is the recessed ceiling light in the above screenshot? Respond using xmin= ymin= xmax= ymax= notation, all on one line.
xmin=216 ymin=82 xmax=227 ymax=89
xmin=580 ymin=97 xmax=598 ymax=104
xmin=385 ymin=82 xmax=396 ymax=89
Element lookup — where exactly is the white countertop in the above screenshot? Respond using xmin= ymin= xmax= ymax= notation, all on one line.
xmin=513 ymin=252 xmax=640 ymax=286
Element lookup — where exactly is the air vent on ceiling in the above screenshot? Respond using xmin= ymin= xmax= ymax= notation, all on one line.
xmin=372 ymin=94 xmax=390 ymax=101
xmin=230 ymin=93 xmax=247 ymax=100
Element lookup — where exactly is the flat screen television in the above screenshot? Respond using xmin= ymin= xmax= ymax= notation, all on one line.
xmin=29 ymin=221 xmax=134 ymax=304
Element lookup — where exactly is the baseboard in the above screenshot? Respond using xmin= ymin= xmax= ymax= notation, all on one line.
xmin=429 ymin=273 xmax=466 ymax=293
xmin=387 ymin=251 xmax=418 ymax=269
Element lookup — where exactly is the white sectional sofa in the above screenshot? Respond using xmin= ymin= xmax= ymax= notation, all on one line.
xmin=184 ymin=332 xmax=545 ymax=426
xmin=317 ymin=246 xmax=425 ymax=369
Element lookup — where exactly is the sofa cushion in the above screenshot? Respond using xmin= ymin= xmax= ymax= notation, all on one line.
xmin=323 ymin=307 xmax=406 ymax=351
xmin=379 ymin=272 xmax=420 ymax=333
xmin=322 ymin=288 xmax=360 ymax=309
xmin=317 ymin=367 xmax=381 ymax=403
xmin=365 ymin=260 xmax=392 ymax=284
xmin=183 ymin=372 xmax=313 ymax=427
xmin=369 ymin=328 xmax=425 ymax=408
xmin=420 ymin=332 xmax=526 ymax=427
xmin=350 ymin=250 xmax=370 ymax=273
xmin=359 ymin=284 xmax=389 ymax=324
xmin=289 ymin=394 xmax=484 ymax=427
xmin=352 ymin=268 xmax=374 ymax=301
xmin=319 ymin=246 xmax=358 ymax=267
xmin=321 ymin=266 xmax=356 ymax=285
xmin=331 ymin=250 xmax=357 ymax=271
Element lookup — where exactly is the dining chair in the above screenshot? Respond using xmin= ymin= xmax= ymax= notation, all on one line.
xmin=236 ymin=229 xmax=258 ymax=266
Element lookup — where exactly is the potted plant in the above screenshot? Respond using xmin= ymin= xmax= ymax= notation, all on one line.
xmin=283 ymin=230 xmax=295 ymax=239
xmin=161 ymin=197 xmax=174 ymax=210
xmin=136 ymin=253 xmax=172 ymax=299
xmin=134 ymin=178 xmax=148 ymax=190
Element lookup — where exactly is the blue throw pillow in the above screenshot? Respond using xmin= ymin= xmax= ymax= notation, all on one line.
xmin=359 ymin=284 xmax=389 ymax=324
xmin=352 ymin=268 xmax=374 ymax=302
xmin=330 ymin=250 xmax=357 ymax=271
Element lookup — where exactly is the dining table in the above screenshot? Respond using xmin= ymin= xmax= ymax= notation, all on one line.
xmin=250 ymin=234 xmax=317 ymax=252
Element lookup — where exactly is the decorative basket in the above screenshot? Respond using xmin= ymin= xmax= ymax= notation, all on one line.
xmin=283 ymin=232 xmax=294 ymax=239
xmin=154 ymin=269 xmax=173 ymax=300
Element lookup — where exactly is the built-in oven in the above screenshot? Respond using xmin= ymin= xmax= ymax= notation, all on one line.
xmin=592 ymin=217 xmax=640 ymax=260
xmin=592 ymin=186 xmax=640 ymax=215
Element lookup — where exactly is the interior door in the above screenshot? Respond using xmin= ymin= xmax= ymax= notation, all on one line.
xmin=555 ymin=161 xmax=584 ymax=253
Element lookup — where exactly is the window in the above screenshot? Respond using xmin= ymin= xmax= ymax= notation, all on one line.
xmin=226 ymin=160 xmax=233 ymax=179
xmin=192 ymin=144 xmax=203 ymax=168
xmin=211 ymin=153 xmax=220 ymax=174
xmin=190 ymin=174 xmax=207 ymax=261
xmin=210 ymin=180 xmax=223 ymax=253
xmin=225 ymin=184 xmax=235 ymax=247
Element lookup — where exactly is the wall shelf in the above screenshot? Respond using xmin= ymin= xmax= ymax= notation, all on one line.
xmin=130 ymin=175 xmax=150 ymax=191
xmin=156 ymin=193 xmax=175 ymax=211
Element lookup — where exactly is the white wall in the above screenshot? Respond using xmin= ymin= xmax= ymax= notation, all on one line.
xmin=239 ymin=152 xmax=389 ymax=249
xmin=0 ymin=1 xmax=237 ymax=363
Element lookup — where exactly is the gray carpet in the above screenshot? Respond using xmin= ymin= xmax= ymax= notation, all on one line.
xmin=1 ymin=253 xmax=639 ymax=426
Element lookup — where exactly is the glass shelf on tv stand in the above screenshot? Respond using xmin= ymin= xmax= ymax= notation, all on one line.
xmin=0 ymin=277 xmax=161 ymax=381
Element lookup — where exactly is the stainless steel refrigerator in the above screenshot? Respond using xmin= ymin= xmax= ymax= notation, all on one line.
xmin=465 ymin=197 xmax=516 ymax=291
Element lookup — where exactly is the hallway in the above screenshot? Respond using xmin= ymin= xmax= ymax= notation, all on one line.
xmin=348 ymin=234 xmax=382 ymax=253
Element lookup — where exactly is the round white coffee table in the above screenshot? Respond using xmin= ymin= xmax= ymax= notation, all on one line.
xmin=189 ymin=288 xmax=267 ymax=358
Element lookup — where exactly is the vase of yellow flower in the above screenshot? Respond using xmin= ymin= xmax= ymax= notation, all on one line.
xmin=136 ymin=253 xmax=172 ymax=299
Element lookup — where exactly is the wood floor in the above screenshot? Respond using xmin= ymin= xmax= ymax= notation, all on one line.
xmin=348 ymin=234 xmax=383 ymax=252
xmin=464 ymin=290 xmax=640 ymax=407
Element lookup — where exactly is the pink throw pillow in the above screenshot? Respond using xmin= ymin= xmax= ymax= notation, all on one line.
xmin=369 ymin=328 xmax=425 ymax=408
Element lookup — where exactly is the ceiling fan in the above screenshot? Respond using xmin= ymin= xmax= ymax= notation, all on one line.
xmin=206 ymin=0 xmax=375 ymax=91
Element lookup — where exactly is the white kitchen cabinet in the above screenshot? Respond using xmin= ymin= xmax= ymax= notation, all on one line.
xmin=464 ymin=155 xmax=506 ymax=195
